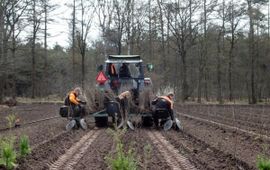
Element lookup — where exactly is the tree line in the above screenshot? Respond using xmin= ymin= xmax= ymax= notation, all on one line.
xmin=0 ymin=0 xmax=269 ymax=104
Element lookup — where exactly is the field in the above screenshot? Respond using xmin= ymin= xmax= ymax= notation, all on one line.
xmin=0 ymin=103 xmax=269 ymax=169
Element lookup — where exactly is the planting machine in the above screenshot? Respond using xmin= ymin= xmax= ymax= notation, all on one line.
xmin=60 ymin=55 xmax=182 ymax=131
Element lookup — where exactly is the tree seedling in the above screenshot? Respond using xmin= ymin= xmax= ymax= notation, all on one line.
xmin=6 ymin=114 xmax=17 ymax=129
xmin=19 ymin=135 xmax=31 ymax=157
xmin=106 ymin=128 xmax=137 ymax=170
xmin=257 ymin=155 xmax=270 ymax=170
xmin=0 ymin=138 xmax=17 ymax=170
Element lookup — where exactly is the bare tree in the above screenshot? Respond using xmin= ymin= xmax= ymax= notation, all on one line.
xmin=95 ymin=0 xmax=113 ymax=58
xmin=112 ymin=0 xmax=126 ymax=55
xmin=157 ymin=0 xmax=166 ymax=70
xmin=197 ymin=0 xmax=217 ymax=103
xmin=246 ymin=0 xmax=268 ymax=104
xmin=0 ymin=0 xmax=4 ymax=102
xmin=164 ymin=0 xmax=200 ymax=102
xmin=76 ymin=0 xmax=95 ymax=89
xmin=29 ymin=0 xmax=43 ymax=98
xmin=226 ymin=0 xmax=245 ymax=101
xmin=0 ymin=0 xmax=28 ymax=99
xmin=72 ymin=0 xmax=76 ymax=83
xmin=9 ymin=0 xmax=28 ymax=97
xmin=215 ymin=0 xmax=226 ymax=104
xmin=40 ymin=0 xmax=56 ymax=95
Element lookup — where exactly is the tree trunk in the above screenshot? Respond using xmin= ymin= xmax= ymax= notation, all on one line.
xmin=0 ymin=3 xmax=4 ymax=102
xmin=44 ymin=0 xmax=48 ymax=96
xmin=127 ymin=0 xmax=131 ymax=55
xmin=203 ymin=0 xmax=209 ymax=102
xmin=248 ymin=0 xmax=257 ymax=104
xmin=81 ymin=0 xmax=85 ymax=90
xmin=148 ymin=0 xmax=152 ymax=60
xmin=181 ymin=49 xmax=188 ymax=101
xmin=31 ymin=0 xmax=37 ymax=98
xmin=11 ymin=1 xmax=16 ymax=98
xmin=228 ymin=0 xmax=235 ymax=102
xmin=72 ymin=0 xmax=76 ymax=84
xmin=157 ymin=0 xmax=166 ymax=75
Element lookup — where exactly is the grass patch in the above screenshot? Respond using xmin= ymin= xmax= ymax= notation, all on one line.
xmin=16 ymin=96 xmax=63 ymax=104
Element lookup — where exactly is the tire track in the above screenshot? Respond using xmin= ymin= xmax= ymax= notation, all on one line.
xmin=147 ymin=131 xmax=196 ymax=170
xmin=49 ymin=130 xmax=101 ymax=170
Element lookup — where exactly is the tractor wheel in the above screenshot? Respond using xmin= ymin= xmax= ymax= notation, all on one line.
xmin=142 ymin=116 xmax=153 ymax=127
xmin=95 ymin=117 xmax=108 ymax=127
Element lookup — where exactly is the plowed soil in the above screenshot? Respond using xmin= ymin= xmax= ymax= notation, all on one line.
xmin=0 ymin=103 xmax=269 ymax=169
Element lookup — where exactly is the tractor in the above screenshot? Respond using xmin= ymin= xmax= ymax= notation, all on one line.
xmin=93 ymin=55 xmax=154 ymax=128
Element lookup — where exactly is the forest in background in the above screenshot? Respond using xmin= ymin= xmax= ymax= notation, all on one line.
xmin=0 ymin=0 xmax=270 ymax=104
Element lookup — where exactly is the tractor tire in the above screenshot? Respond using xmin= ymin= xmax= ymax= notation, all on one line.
xmin=95 ymin=117 xmax=108 ymax=127
xmin=142 ymin=116 xmax=153 ymax=127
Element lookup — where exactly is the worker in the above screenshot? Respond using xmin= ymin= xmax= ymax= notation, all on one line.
xmin=65 ymin=87 xmax=87 ymax=130
xmin=151 ymin=92 xmax=175 ymax=128
xmin=108 ymin=63 xmax=117 ymax=77
xmin=115 ymin=89 xmax=137 ymax=128
xmin=119 ymin=63 xmax=131 ymax=78
xmin=108 ymin=63 xmax=119 ymax=91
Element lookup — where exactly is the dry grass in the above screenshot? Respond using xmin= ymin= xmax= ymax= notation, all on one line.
xmin=17 ymin=96 xmax=63 ymax=104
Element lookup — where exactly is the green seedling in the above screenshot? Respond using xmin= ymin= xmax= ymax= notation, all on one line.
xmin=106 ymin=142 xmax=137 ymax=170
xmin=143 ymin=143 xmax=152 ymax=170
xmin=257 ymin=155 xmax=270 ymax=170
xmin=6 ymin=114 xmax=16 ymax=129
xmin=106 ymin=128 xmax=137 ymax=170
xmin=0 ymin=138 xmax=17 ymax=170
xmin=19 ymin=135 xmax=31 ymax=157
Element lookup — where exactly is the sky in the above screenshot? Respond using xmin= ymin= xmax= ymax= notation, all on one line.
xmin=44 ymin=0 xmax=100 ymax=49
xmin=32 ymin=0 xmax=270 ymax=49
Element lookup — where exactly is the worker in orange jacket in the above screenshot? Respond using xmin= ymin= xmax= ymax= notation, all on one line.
xmin=65 ymin=87 xmax=87 ymax=130
xmin=151 ymin=92 xmax=175 ymax=127
xmin=66 ymin=87 xmax=85 ymax=118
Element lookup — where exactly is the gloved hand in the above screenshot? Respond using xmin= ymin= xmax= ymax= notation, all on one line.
xmin=79 ymin=101 xmax=87 ymax=105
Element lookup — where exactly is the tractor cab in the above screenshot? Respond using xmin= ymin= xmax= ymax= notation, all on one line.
xmin=98 ymin=55 xmax=151 ymax=95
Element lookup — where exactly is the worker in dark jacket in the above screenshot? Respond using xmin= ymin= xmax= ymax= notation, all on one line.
xmin=119 ymin=63 xmax=131 ymax=78
xmin=152 ymin=92 xmax=175 ymax=127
